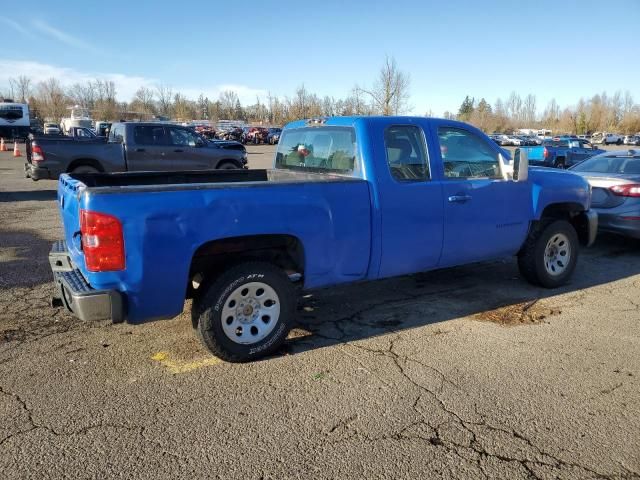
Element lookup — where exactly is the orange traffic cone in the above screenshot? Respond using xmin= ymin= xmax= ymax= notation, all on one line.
xmin=13 ymin=141 xmax=22 ymax=157
xmin=0 ymin=138 xmax=6 ymax=151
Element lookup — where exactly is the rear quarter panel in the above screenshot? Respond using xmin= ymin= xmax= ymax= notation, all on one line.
xmin=76 ymin=180 xmax=372 ymax=323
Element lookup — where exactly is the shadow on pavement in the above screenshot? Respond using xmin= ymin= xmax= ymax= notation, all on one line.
xmin=0 ymin=190 xmax=57 ymax=203
xmin=281 ymin=233 xmax=640 ymax=357
xmin=0 ymin=229 xmax=55 ymax=289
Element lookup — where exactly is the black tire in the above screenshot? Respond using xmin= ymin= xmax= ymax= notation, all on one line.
xmin=193 ymin=261 xmax=296 ymax=362
xmin=71 ymin=165 xmax=100 ymax=174
xmin=217 ymin=161 xmax=238 ymax=170
xmin=616 ymin=139 xmax=622 ymax=145
xmin=518 ymin=220 xmax=579 ymax=288
xmin=554 ymin=158 xmax=566 ymax=169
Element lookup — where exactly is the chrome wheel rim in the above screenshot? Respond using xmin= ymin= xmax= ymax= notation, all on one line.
xmin=221 ymin=282 xmax=280 ymax=344
xmin=544 ymin=233 xmax=571 ymax=276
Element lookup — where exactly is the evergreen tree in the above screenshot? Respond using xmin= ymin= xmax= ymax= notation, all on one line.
xmin=458 ymin=95 xmax=475 ymax=121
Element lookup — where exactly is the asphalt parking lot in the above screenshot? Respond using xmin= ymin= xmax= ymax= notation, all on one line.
xmin=1 ymin=145 xmax=639 ymax=479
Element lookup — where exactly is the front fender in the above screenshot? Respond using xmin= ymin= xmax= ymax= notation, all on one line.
xmin=528 ymin=167 xmax=591 ymax=219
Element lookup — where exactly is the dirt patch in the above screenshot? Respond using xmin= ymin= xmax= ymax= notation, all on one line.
xmin=475 ymin=300 xmax=560 ymax=326
xmin=1 ymin=327 xmax=27 ymax=343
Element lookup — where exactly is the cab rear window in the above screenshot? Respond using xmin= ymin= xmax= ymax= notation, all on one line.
xmin=275 ymin=127 xmax=356 ymax=173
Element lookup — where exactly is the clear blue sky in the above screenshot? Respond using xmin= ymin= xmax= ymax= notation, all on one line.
xmin=2 ymin=0 xmax=639 ymax=115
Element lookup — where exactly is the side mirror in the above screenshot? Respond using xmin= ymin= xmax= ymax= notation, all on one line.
xmin=513 ymin=149 xmax=529 ymax=182
xmin=498 ymin=153 xmax=513 ymax=180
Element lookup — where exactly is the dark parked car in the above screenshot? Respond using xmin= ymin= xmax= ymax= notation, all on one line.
xmin=570 ymin=149 xmax=640 ymax=239
xmin=25 ymin=122 xmax=247 ymax=180
xmin=267 ymin=128 xmax=282 ymax=144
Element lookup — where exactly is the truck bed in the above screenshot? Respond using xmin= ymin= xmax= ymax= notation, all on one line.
xmin=68 ymin=168 xmax=363 ymax=190
xmin=58 ymin=168 xmax=372 ymax=322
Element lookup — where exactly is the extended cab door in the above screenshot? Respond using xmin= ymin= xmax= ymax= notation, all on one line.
xmin=567 ymin=139 xmax=595 ymax=166
xmin=435 ymin=125 xmax=530 ymax=267
xmin=373 ymin=122 xmax=445 ymax=278
xmin=126 ymin=125 xmax=173 ymax=171
xmin=166 ymin=126 xmax=212 ymax=170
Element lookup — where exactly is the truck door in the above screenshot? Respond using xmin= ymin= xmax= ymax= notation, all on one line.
xmin=568 ymin=140 xmax=593 ymax=166
xmin=126 ymin=125 xmax=173 ymax=171
xmin=166 ymin=127 xmax=211 ymax=170
xmin=435 ymin=125 xmax=529 ymax=267
xmin=374 ymin=123 xmax=445 ymax=278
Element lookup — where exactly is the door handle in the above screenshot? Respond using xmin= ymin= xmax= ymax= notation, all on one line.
xmin=174 ymin=149 xmax=183 ymax=153
xmin=448 ymin=194 xmax=472 ymax=203
xmin=135 ymin=148 xmax=145 ymax=152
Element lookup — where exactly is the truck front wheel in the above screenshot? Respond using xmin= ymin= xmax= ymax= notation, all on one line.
xmin=517 ymin=220 xmax=579 ymax=288
xmin=193 ymin=262 xmax=296 ymax=362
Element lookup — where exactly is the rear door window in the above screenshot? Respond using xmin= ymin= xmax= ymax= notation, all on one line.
xmin=134 ymin=126 xmax=168 ymax=145
xmin=438 ymin=126 xmax=501 ymax=179
xmin=384 ymin=125 xmax=430 ymax=181
xmin=275 ymin=127 xmax=356 ymax=173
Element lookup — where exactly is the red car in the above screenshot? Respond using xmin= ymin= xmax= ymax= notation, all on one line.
xmin=242 ymin=127 xmax=269 ymax=144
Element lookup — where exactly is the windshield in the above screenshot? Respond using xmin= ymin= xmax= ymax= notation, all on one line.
xmin=572 ymin=153 xmax=640 ymax=174
xmin=275 ymin=126 xmax=356 ymax=173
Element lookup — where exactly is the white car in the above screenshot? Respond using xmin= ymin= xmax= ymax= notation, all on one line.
xmin=623 ymin=135 xmax=640 ymax=146
xmin=43 ymin=123 xmax=61 ymax=135
xmin=492 ymin=134 xmax=512 ymax=146
xmin=593 ymin=132 xmax=622 ymax=145
xmin=508 ymin=136 xmax=523 ymax=146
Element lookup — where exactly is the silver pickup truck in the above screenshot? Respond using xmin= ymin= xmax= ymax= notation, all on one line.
xmin=25 ymin=122 xmax=248 ymax=180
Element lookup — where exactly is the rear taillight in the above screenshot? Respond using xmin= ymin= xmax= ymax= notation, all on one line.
xmin=610 ymin=184 xmax=640 ymax=198
xmin=543 ymin=147 xmax=548 ymax=159
xmin=80 ymin=209 xmax=125 ymax=271
xmin=32 ymin=144 xmax=45 ymax=164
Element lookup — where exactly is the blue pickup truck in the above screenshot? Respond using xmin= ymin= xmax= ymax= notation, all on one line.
xmin=517 ymin=137 xmax=606 ymax=169
xmin=50 ymin=117 xmax=597 ymax=362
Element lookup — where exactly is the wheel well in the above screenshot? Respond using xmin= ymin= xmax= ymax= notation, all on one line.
xmin=539 ymin=203 xmax=591 ymax=245
xmin=188 ymin=234 xmax=305 ymax=299
xmin=66 ymin=158 xmax=104 ymax=173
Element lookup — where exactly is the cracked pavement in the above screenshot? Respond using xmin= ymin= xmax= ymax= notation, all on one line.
xmin=1 ymin=147 xmax=639 ymax=479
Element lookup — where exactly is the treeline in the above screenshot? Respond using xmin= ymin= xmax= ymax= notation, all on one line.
xmin=3 ymin=69 xmax=640 ymax=134
xmin=1 ymin=57 xmax=411 ymax=126
xmin=452 ymin=91 xmax=640 ymax=134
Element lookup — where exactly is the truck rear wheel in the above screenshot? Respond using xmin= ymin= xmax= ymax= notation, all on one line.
xmin=554 ymin=158 xmax=566 ymax=169
xmin=193 ymin=261 xmax=296 ymax=362
xmin=71 ymin=165 xmax=100 ymax=174
xmin=518 ymin=220 xmax=579 ymax=288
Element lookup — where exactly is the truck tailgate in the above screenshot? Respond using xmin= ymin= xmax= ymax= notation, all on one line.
xmin=57 ymin=175 xmax=85 ymax=271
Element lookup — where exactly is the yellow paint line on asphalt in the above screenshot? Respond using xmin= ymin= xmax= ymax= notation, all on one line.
xmin=151 ymin=351 xmax=222 ymax=374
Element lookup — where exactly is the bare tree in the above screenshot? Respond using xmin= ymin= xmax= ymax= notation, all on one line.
xmin=9 ymin=76 xmax=32 ymax=103
xmin=93 ymin=80 xmax=118 ymax=120
xmin=218 ymin=90 xmax=239 ymax=119
xmin=156 ymin=84 xmax=174 ymax=117
xmin=36 ymin=78 xmax=68 ymax=121
xmin=506 ymin=92 xmax=522 ymax=124
xmin=522 ymin=94 xmax=537 ymax=124
xmin=361 ymin=56 xmax=411 ymax=115
xmin=131 ymin=87 xmax=155 ymax=115
xmin=67 ymin=81 xmax=96 ymax=110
